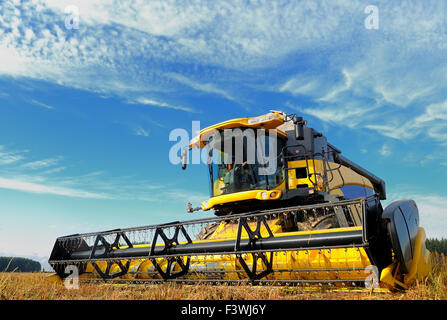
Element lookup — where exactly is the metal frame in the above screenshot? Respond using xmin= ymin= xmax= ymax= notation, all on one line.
xmin=49 ymin=197 xmax=374 ymax=283
xmin=149 ymin=225 xmax=192 ymax=280
xmin=234 ymin=215 xmax=274 ymax=281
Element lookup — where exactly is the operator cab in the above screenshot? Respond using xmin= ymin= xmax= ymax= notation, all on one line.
xmin=207 ymin=128 xmax=286 ymax=197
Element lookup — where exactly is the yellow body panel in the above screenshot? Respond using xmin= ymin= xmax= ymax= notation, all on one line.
xmin=404 ymin=228 xmax=432 ymax=285
xmin=203 ymin=184 xmax=284 ymax=211
xmin=45 ymin=273 xmax=64 ymax=283
xmin=74 ymin=225 xmax=373 ymax=284
xmin=49 ymin=224 xmax=431 ymax=290
xmin=287 ymin=160 xmax=325 ymax=192
xmin=190 ymin=112 xmax=286 ymax=149
xmin=380 ymin=227 xmax=432 ymax=289
xmin=203 ymin=158 xmax=374 ymax=211
xmin=286 ymin=159 xmax=374 ymax=192
xmin=180 ymin=245 xmax=372 ymax=283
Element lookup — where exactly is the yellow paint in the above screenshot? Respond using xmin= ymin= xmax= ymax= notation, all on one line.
xmin=65 ymin=225 xmax=371 ymax=283
xmin=404 ymin=228 xmax=432 ymax=285
xmin=190 ymin=112 xmax=286 ymax=149
xmin=379 ymin=227 xmax=432 ymax=289
xmin=202 ymin=158 xmax=374 ymax=211
xmin=47 ymin=224 xmax=432 ymax=290
xmin=45 ymin=273 xmax=64 ymax=283
xmin=202 ymin=187 xmax=284 ymax=211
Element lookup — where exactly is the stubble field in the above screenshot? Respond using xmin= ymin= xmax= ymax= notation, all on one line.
xmin=1 ymin=253 xmax=446 ymax=300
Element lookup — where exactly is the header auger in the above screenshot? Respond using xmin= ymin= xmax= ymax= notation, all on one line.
xmin=48 ymin=111 xmax=431 ymax=290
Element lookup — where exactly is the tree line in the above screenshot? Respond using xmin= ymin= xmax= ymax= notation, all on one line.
xmin=0 ymin=257 xmax=41 ymax=272
xmin=426 ymin=238 xmax=447 ymax=255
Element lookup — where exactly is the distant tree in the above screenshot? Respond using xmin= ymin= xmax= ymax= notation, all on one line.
xmin=426 ymin=238 xmax=447 ymax=255
xmin=0 ymin=257 xmax=41 ymax=272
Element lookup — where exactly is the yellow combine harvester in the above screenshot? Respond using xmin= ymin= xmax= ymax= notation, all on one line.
xmin=48 ymin=111 xmax=431 ymax=290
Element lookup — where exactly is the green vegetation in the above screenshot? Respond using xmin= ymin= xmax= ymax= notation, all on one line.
xmin=0 ymin=257 xmax=41 ymax=272
xmin=426 ymin=238 xmax=447 ymax=255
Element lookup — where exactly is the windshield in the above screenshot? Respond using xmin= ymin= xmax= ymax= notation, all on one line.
xmin=206 ymin=128 xmax=285 ymax=197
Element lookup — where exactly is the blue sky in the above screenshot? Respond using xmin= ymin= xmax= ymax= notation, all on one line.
xmin=0 ymin=1 xmax=446 ymax=265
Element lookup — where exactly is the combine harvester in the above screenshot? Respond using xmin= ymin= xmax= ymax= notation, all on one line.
xmin=48 ymin=111 xmax=431 ymax=290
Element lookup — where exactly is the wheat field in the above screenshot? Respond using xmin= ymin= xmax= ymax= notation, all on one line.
xmin=1 ymin=253 xmax=446 ymax=300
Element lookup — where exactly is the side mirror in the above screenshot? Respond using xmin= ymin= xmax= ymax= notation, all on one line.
xmin=181 ymin=147 xmax=188 ymax=170
xmin=294 ymin=117 xmax=306 ymax=140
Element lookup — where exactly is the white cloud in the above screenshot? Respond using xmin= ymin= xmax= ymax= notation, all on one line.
xmin=167 ymin=73 xmax=236 ymax=102
xmin=405 ymin=195 xmax=447 ymax=240
xmin=42 ymin=166 xmax=66 ymax=174
xmin=270 ymin=2 xmax=447 ymax=154
xmin=379 ymin=144 xmax=391 ymax=157
xmin=0 ymin=177 xmax=110 ymax=199
xmin=0 ymin=153 xmax=24 ymax=165
xmin=0 ymin=46 xmax=29 ymax=76
xmin=290 ymin=101 xmax=379 ymax=129
xmin=159 ymin=189 xmax=208 ymax=205
xmin=364 ymin=100 xmax=447 ymax=143
xmin=279 ymin=76 xmax=321 ymax=97
xmin=22 ymin=157 xmax=60 ymax=169
xmin=364 ymin=123 xmax=412 ymax=141
xmin=0 ymin=0 xmax=362 ymax=101
xmin=134 ymin=126 xmax=149 ymax=137
xmin=40 ymin=1 xmax=354 ymax=68
xmin=2 ymin=1 xmax=446 ymax=75
xmin=417 ymin=100 xmax=447 ymax=123
xmin=0 ymin=147 xmax=27 ymax=165
xmin=1 ymin=0 xmax=447 ymax=131
xmin=29 ymin=99 xmax=55 ymax=110
xmin=317 ymin=69 xmax=354 ymax=103
xmin=132 ymin=97 xmax=196 ymax=113
xmin=385 ymin=191 xmax=447 ymax=239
